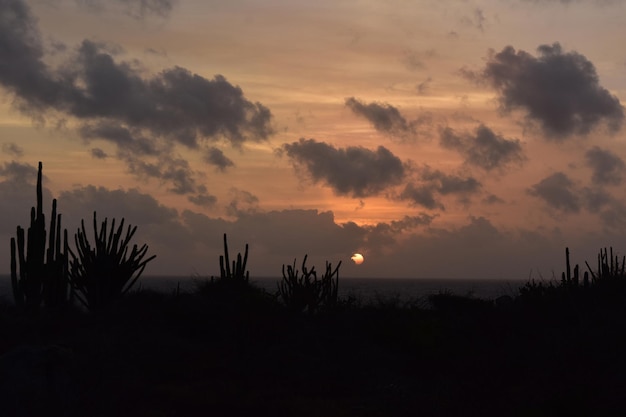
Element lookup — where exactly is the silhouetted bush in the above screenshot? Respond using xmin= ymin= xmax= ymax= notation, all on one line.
xmin=67 ymin=212 xmax=156 ymax=312
xmin=278 ymin=255 xmax=341 ymax=313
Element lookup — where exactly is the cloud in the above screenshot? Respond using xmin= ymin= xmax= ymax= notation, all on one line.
xmin=0 ymin=1 xmax=273 ymax=196
xmin=362 ymin=213 xmax=436 ymax=251
xmin=464 ymin=43 xmax=624 ymax=138
xmin=521 ymin=0 xmax=620 ymax=5
xmin=416 ymin=77 xmax=432 ymax=95
xmin=582 ymin=187 xmax=613 ymax=213
xmin=2 ymin=142 xmax=24 ymax=157
xmin=483 ymin=194 xmax=505 ymax=205
xmin=90 ymin=148 xmax=108 ymax=159
xmin=0 ymin=0 xmax=59 ymax=113
xmin=203 ymin=147 xmax=235 ymax=172
xmin=187 ymin=192 xmax=217 ymax=208
xmin=399 ymin=166 xmax=482 ymax=210
xmin=58 ymin=185 xmax=178 ymax=225
xmin=0 ymin=160 xmax=54 ymax=234
xmin=585 ymin=146 xmax=625 ymax=186
xmin=399 ymin=183 xmax=442 ymax=210
xmin=440 ymin=124 xmax=525 ymax=171
xmin=527 ymin=172 xmax=580 ymax=213
xmin=0 ymin=160 xmax=42 ymax=184
xmin=281 ymin=138 xmax=406 ymax=198
xmin=226 ymin=188 xmax=259 ymax=217
xmin=400 ymin=49 xmax=436 ymax=72
xmin=461 ymin=8 xmax=487 ymax=32
xmin=75 ymin=0 xmax=176 ymax=19
xmin=345 ymin=97 xmax=412 ymax=135
xmin=345 ymin=97 xmax=431 ymax=141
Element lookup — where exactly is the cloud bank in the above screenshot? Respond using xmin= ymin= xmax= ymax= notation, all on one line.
xmin=0 ymin=0 xmax=273 ymax=200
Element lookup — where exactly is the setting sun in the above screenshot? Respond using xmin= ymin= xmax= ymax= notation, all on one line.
xmin=351 ymin=253 xmax=365 ymax=265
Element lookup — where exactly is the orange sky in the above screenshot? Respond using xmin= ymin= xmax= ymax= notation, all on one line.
xmin=0 ymin=0 xmax=625 ymax=279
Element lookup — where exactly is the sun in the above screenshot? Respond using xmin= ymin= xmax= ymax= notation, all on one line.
xmin=351 ymin=253 xmax=364 ymax=265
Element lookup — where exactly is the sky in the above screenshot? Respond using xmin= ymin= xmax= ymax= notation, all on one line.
xmin=0 ymin=0 xmax=625 ymax=280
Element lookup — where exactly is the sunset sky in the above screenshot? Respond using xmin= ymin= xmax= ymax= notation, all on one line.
xmin=1 ymin=0 xmax=625 ymax=280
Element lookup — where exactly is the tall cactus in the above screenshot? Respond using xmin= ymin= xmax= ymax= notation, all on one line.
xmin=218 ymin=233 xmax=249 ymax=283
xmin=9 ymin=162 xmax=69 ymax=312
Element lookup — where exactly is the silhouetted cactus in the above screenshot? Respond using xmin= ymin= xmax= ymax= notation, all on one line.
xmin=278 ymin=255 xmax=341 ymax=313
xmin=218 ymin=233 xmax=249 ymax=283
xmin=67 ymin=212 xmax=156 ymax=312
xmin=9 ymin=162 xmax=69 ymax=312
xmin=585 ymin=247 xmax=626 ymax=281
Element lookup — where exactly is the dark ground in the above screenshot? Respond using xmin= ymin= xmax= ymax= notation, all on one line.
xmin=2 ymin=284 xmax=626 ymax=417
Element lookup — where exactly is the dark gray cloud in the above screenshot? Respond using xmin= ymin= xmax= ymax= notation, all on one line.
xmin=181 ymin=208 xmax=366 ymax=275
xmin=80 ymin=122 xmax=160 ymax=157
xmin=187 ymin=192 xmax=217 ymax=208
xmin=0 ymin=160 xmax=39 ymax=186
xmin=399 ymin=183 xmax=442 ymax=210
xmin=0 ymin=160 xmax=54 ymax=234
xmin=281 ymin=138 xmax=406 ymax=198
xmin=0 ymin=0 xmax=273 ymax=196
xmin=465 ymin=43 xmax=624 ymax=138
xmin=527 ymin=172 xmax=580 ymax=213
xmin=440 ymin=124 xmax=525 ymax=171
xmin=203 ymin=147 xmax=234 ymax=172
xmin=90 ymin=148 xmax=108 ymax=159
xmin=483 ymin=194 xmax=505 ymax=205
xmin=123 ymin=155 xmax=217 ymax=207
xmin=582 ymin=187 xmax=613 ymax=213
xmin=226 ymin=188 xmax=259 ymax=217
xmin=421 ymin=167 xmax=482 ymax=195
xmin=363 ymin=213 xmax=436 ymax=250
xmin=399 ymin=166 xmax=481 ymax=210
xmin=2 ymin=142 xmax=24 ymax=157
xmin=416 ymin=77 xmax=432 ymax=95
xmin=345 ymin=97 xmax=412 ymax=136
xmin=585 ymin=146 xmax=625 ymax=185
xmin=75 ymin=0 xmax=176 ymax=19
xmin=0 ymin=0 xmax=59 ymax=112
xmin=58 ymin=185 xmax=178 ymax=225
xmin=61 ymin=40 xmax=273 ymax=148
xmin=345 ymin=97 xmax=431 ymax=141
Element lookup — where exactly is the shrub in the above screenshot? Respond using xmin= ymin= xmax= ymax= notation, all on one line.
xmin=278 ymin=255 xmax=341 ymax=314
xmin=67 ymin=212 xmax=156 ymax=312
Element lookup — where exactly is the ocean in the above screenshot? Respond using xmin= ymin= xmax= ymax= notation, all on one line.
xmin=0 ymin=274 xmax=527 ymax=305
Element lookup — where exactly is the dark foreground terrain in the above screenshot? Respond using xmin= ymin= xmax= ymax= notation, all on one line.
xmin=2 ymin=280 xmax=626 ymax=417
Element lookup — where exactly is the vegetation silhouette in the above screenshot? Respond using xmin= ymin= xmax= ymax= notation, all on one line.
xmin=4 ymin=163 xmax=626 ymax=416
xmin=67 ymin=212 xmax=156 ymax=313
xmin=10 ymin=162 xmax=70 ymax=313
xmin=278 ymin=254 xmax=341 ymax=313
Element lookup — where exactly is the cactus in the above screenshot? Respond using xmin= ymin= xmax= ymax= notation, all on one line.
xmin=218 ymin=233 xmax=249 ymax=283
xmin=9 ymin=162 xmax=69 ymax=312
xmin=67 ymin=212 xmax=156 ymax=312
xmin=278 ymin=255 xmax=341 ymax=313
xmin=585 ymin=247 xmax=626 ymax=281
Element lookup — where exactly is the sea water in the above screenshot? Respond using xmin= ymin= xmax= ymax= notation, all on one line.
xmin=0 ymin=274 xmax=526 ymax=305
